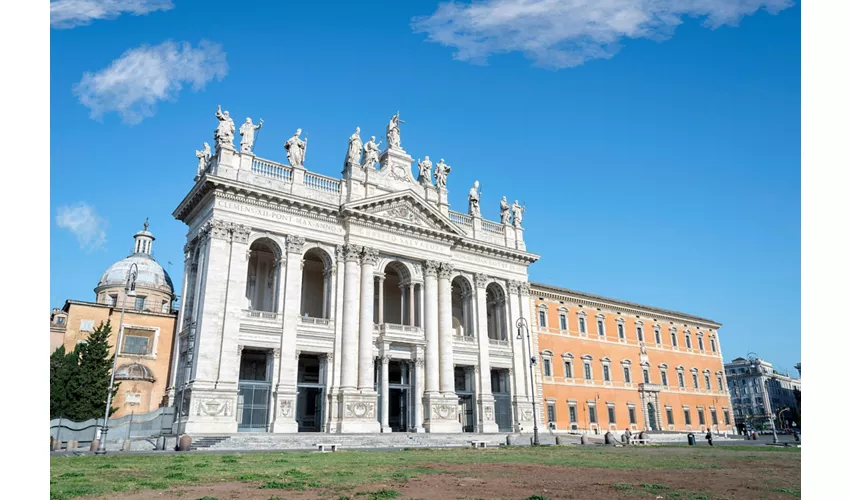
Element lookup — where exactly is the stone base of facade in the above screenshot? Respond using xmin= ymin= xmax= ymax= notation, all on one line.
xmin=476 ymin=395 xmax=500 ymax=433
xmin=271 ymin=390 xmax=299 ymax=433
xmin=423 ymin=393 xmax=463 ymax=433
xmin=513 ymin=400 xmax=537 ymax=432
xmin=335 ymin=390 xmax=381 ymax=434
xmin=182 ymin=388 xmax=239 ymax=434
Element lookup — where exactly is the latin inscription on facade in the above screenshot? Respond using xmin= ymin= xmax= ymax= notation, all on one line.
xmin=216 ymin=199 xmax=344 ymax=235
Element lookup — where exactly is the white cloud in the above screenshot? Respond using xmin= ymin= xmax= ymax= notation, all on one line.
xmin=51 ymin=0 xmax=174 ymax=29
xmin=412 ymin=0 xmax=794 ymax=69
xmin=73 ymin=40 xmax=228 ymax=124
xmin=56 ymin=202 xmax=108 ymax=251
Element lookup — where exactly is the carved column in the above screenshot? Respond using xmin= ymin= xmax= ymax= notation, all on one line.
xmin=380 ymin=355 xmax=391 ymax=432
xmin=376 ymin=274 xmax=385 ymax=324
xmin=407 ymin=283 xmax=415 ymax=326
xmin=339 ymin=244 xmax=361 ymax=391
xmin=168 ymin=242 xmax=195 ymax=404
xmin=271 ymin=235 xmax=304 ymax=433
xmin=473 ymin=273 xmax=498 ymax=432
xmin=423 ymin=261 xmax=440 ymax=395
xmin=358 ymin=247 xmax=379 ymax=390
xmin=399 ymin=283 xmax=407 ymax=325
xmin=437 ymin=263 xmax=456 ymax=396
xmin=413 ymin=351 xmax=425 ymax=432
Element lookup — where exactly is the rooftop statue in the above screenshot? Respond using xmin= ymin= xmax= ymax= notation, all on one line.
xmin=386 ymin=112 xmax=404 ymax=149
xmin=344 ymin=127 xmax=362 ymax=170
xmin=195 ymin=142 xmax=211 ymax=179
xmin=417 ymin=156 xmax=433 ymax=184
xmin=362 ymin=135 xmax=382 ymax=170
xmin=214 ymin=105 xmax=235 ymax=149
xmin=284 ymin=128 xmax=307 ymax=168
xmin=511 ymin=200 xmax=525 ymax=228
xmin=500 ymin=196 xmax=510 ymax=224
xmin=239 ymin=117 xmax=263 ymax=153
xmin=434 ymin=158 xmax=451 ymax=188
xmin=468 ymin=181 xmax=481 ymax=217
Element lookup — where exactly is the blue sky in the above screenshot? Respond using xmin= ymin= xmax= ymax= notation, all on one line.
xmin=50 ymin=1 xmax=800 ymax=373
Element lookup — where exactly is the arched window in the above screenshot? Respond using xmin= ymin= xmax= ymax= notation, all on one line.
xmin=486 ymin=283 xmax=508 ymax=340
xmin=246 ymin=238 xmax=283 ymax=312
xmin=301 ymin=247 xmax=333 ymax=319
xmin=451 ymin=276 xmax=474 ymax=337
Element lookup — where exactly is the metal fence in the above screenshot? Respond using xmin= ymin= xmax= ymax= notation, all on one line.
xmin=50 ymin=407 xmax=176 ymax=443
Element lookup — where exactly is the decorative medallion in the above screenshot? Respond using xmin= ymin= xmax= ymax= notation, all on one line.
xmin=353 ymin=402 xmax=368 ymax=417
xmin=484 ymin=406 xmax=494 ymax=421
xmin=280 ymin=399 xmax=293 ymax=417
xmin=388 ymin=164 xmax=410 ymax=183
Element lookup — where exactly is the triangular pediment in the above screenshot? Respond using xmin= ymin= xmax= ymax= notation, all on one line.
xmin=342 ymin=190 xmax=464 ymax=237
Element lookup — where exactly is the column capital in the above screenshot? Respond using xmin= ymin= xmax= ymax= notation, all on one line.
xmin=474 ymin=273 xmax=490 ymax=288
xmin=286 ymin=235 xmax=306 ymax=254
xmin=341 ymin=244 xmax=363 ymax=262
xmin=507 ymin=280 xmax=520 ymax=295
xmin=273 ymin=348 xmax=281 ymax=359
xmin=381 ymin=355 xmax=391 ymax=365
xmin=232 ymin=224 xmax=251 ymax=244
xmin=423 ymin=260 xmax=440 ymax=277
xmin=437 ymin=262 xmax=454 ymax=279
xmin=202 ymin=218 xmax=232 ymax=241
xmin=519 ymin=282 xmax=530 ymax=296
xmin=414 ymin=357 xmax=425 ymax=368
xmin=295 ymin=349 xmax=301 ymax=361
xmin=183 ymin=242 xmax=194 ymax=260
xmin=361 ymin=247 xmax=379 ymax=266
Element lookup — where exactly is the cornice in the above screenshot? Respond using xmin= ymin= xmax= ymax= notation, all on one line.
xmin=530 ymin=282 xmax=721 ymax=329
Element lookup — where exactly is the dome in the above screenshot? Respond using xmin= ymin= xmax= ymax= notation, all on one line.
xmin=95 ymin=219 xmax=174 ymax=296
xmin=97 ymin=254 xmax=174 ymax=294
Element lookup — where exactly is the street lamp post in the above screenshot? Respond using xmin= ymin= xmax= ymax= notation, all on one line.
xmin=95 ymin=263 xmax=139 ymax=455
xmin=747 ymin=352 xmax=778 ymax=444
xmin=516 ymin=317 xmax=539 ymax=446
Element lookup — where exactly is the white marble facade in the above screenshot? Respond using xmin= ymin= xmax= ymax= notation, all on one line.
xmin=169 ymin=119 xmax=540 ymax=434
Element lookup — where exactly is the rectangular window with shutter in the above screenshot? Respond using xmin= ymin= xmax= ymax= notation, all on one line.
xmin=661 ymin=370 xmax=668 ymax=386
xmin=597 ymin=320 xmax=604 ymax=336
xmin=643 ymin=368 xmax=650 ymax=384
xmin=698 ymin=408 xmax=706 ymax=425
xmin=623 ymin=366 xmax=631 ymax=383
xmin=607 ymin=405 xmax=616 ymax=424
xmin=569 ymin=404 xmax=577 ymax=425
xmin=543 ymin=359 xmax=552 ymax=377
xmin=135 ymin=295 xmax=147 ymax=311
xmin=684 ymin=408 xmax=692 ymax=425
xmin=666 ymin=407 xmax=674 ymax=425
xmin=579 ymin=317 xmax=586 ymax=333
xmin=637 ymin=327 xmax=644 ymax=342
xmin=628 ymin=406 xmax=637 ymax=424
xmin=603 ymin=364 xmax=610 ymax=382
xmin=564 ymin=361 xmax=573 ymax=379
xmin=672 ymin=332 xmax=678 ymax=347
xmin=584 ymin=362 xmax=592 ymax=380
xmin=559 ymin=315 xmax=567 ymax=330
xmin=122 ymin=335 xmax=150 ymax=355
xmin=80 ymin=319 xmax=94 ymax=331
xmin=588 ymin=405 xmax=597 ymax=424
xmin=617 ymin=324 xmax=625 ymax=339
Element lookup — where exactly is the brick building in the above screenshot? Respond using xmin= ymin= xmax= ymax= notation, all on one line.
xmin=532 ymin=283 xmax=733 ymax=434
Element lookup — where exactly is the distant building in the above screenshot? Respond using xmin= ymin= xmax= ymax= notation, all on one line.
xmin=51 ymin=222 xmax=178 ymax=419
xmin=794 ymin=362 xmax=800 ymax=376
xmin=725 ymin=357 xmax=801 ymax=432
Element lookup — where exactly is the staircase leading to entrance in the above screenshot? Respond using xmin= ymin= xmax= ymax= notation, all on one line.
xmin=187 ymin=432 xmax=545 ymax=451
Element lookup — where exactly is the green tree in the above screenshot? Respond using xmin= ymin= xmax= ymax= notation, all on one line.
xmin=49 ymin=345 xmax=79 ymax=419
xmin=65 ymin=320 xmax=119 ymax=420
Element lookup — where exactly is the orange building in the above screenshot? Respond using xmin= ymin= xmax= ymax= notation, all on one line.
xmin=531 ymin=283 xmax=733 ymax=434
xmin=51 ymin=221 xmax=178 ymax=419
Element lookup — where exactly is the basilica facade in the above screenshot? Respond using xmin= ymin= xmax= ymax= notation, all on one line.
xmin=170 ymin=113 xmax=540 ymax=434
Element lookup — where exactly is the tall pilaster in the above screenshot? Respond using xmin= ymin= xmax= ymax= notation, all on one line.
xmin=423 ymin=261 xmax=440 ymax=395
xmin=423 ymin=261 xmax=462 ymax=433
xmin=339 ymin=244 xmax=362 ymax=390
xmin=376 ymin=274 xmax=385 ymax=324
xmin=507 ymin=279 xmax=533 ymax=431
xmin=182 ymin=219 xmax=240 ymax=434
xmin=358 ymin=247 xmax=378 ymax=390
xmin=271 ymin=235 xmax=305 ymax=433
xmin=437 ymin=263 xmax=456 ymax=396
xmin=474 ymin=273 xmax=499 ymax=432
xmin=336 ymin=245 xmax=380 ymax=433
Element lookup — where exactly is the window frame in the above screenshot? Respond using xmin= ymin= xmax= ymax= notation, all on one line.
xmin=607 ymin=404 xmax=616 ymax=424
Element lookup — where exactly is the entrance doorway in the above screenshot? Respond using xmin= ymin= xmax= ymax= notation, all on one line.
xmin=647 ymin=403 xmax=658 ymax=431
xmin=296 ymin=354 xmax=325 ymax=432
xmin=237 ymin=350 xmax=272 ymax=432
xmin=455 ymin=366 xmax=475 ymax=432
xmin=377 ymin=360 xmax=412 ymax=432
xmin=491 ymin=369 xmax=512 ymax=432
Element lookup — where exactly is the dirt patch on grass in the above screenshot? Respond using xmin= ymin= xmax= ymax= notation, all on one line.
xmin=101 ymin=451 xmax=799 ymax=500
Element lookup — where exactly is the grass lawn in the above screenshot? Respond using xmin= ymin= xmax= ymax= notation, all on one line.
xmin=50 ymin=445 xmax=800 ymax=500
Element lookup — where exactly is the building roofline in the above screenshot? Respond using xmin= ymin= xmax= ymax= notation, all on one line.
xmin=529 ymin=281 xmax=722 ymax=328
xmin=62 ymin=299 xmax=177 ymax=318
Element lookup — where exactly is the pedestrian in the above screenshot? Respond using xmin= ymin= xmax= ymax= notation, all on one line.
xmin=623 ymin=428 xmax=632 ymax=445
xmin=705 ymin=430 xmax=714 ymax=446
